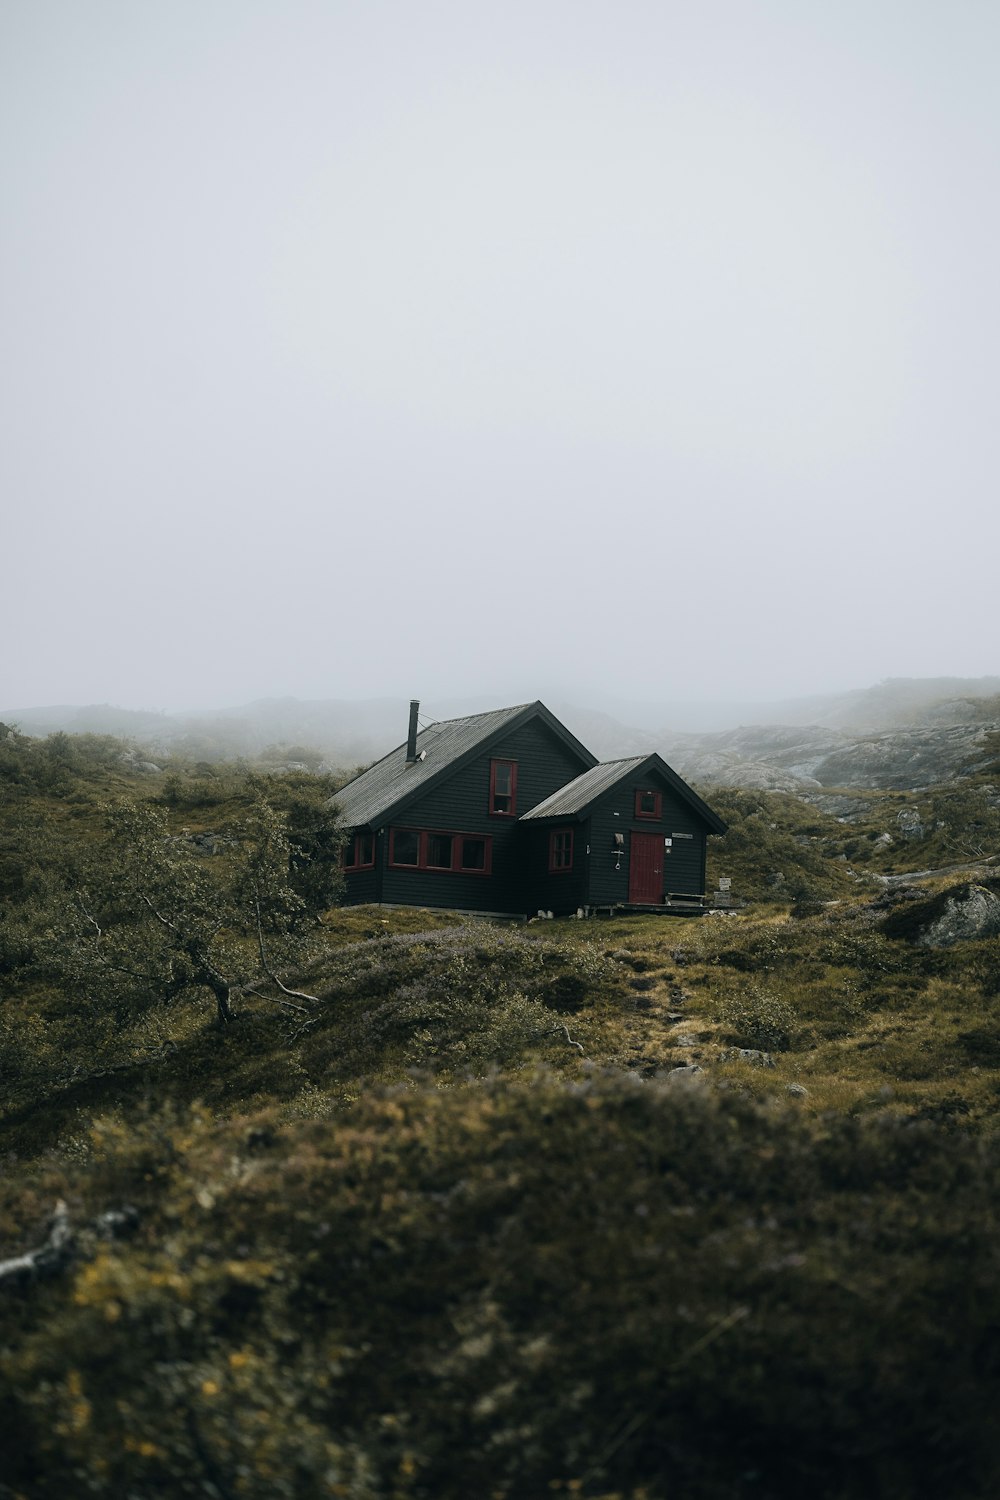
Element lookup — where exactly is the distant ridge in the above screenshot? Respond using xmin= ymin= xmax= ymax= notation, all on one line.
xmin=4 ymin=676 xmax=999 ymax=789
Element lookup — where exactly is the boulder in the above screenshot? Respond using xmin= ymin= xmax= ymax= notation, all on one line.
xmin=664 ymin=1064 xmax=704 ymax=1085
xmin=916 ymin=885 xmax=1000 ymax=949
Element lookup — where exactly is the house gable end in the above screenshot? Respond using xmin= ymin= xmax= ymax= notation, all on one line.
xmin=334 ymin=702 xmax=598 ymax=834
xmin=520 ymin=753 xmax=728 ymax=835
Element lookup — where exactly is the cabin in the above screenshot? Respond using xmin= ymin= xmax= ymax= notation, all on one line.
xmin=335 ymin=700 xmax=727 ymax=917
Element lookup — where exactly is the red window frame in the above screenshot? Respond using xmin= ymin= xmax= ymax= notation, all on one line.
xmin=343 ymin=831 xmax=375 ymax=870
xmin=548 ymin=828 xmax=574 ymax=873
xmin=388 ymin=828 xmax=493 ymax=876
xmin=634 ymin=789 xmax=662 ymax=821
xmin=489 ymin=759 xmax=518 ymax=817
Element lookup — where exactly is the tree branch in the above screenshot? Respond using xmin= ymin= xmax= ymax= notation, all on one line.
xmin=139 ymin=891 xmax=183 ymax=937
xmin=241 ymin=984 xmax=310 ymax=1015
xmin=532 ymin=1024 xmax=586 ymax=1055
xmin=73 ymin=893 xmax=102 ymax=938
xmin=0 ymin=1201 xmax=74 ymax=1285
xmin=253 ymin=895 xmax=318 ymax=1005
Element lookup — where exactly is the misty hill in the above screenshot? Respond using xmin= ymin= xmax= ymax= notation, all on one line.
xmin=4 ymin=676 xmax=999 ymax=790
xmin=607 ymin=676 xmax=1000 ymax=734
xmin=660 ymin=717 xmax=1000 ymax=792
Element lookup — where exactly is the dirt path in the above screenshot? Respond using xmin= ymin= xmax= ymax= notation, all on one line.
xmin=617 ymin=969 xmax=707 ymax=1074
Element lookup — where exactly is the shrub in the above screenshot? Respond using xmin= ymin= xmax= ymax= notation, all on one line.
xmin=714 ymin=982 xmax=796 ymax=1051
xmin=4 ymin=1078 xmax=1000 ymax=1499
xmin=307 ymin=925 xmax=621 ymax=1077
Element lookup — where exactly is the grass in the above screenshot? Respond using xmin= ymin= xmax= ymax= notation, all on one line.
xmin=4 ymin=729 xmax=1000 ymax=1496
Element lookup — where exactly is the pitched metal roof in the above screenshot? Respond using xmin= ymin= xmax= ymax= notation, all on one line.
xmin=520 ymin=752 xmax=728 ymax=834
xmin=520 ymin=758 xmax=649 ymax=819
xmin=332 ymin=701 xmax=596 ymax=829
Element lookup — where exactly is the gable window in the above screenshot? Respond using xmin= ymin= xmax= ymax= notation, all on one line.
xmin=389 ymin=828 xmax=492 ymax=875
xmin=490 ymin=759 xmax=518 ymax=816
xmin=634 ymin=789 xmax=662 ymax=820
xmin=548 ymin=828 xmax=574 ymax=873
xmin=343 ymin=832 xmax=375 ymax=870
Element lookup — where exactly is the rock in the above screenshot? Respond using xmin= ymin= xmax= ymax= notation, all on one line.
xmin=875 ymin=832 xmax=894 ymax=846
xmin=786 ymin=1083 xmax=809 ymax=1098
xmin=664 ymin=1064 xmax=704 ymax=1084
xmin=671 ymin=1033 xmax=699 ymax=1048
xmin=719 ymin=1048 xmax=775 ymax=1068
xmin=663 ymin=717 xmax=1000 ymax=792
xmin=917 ymin=885 xmax=1000 ymax=949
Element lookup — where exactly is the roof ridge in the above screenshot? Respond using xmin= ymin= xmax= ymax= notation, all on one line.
xmin=429 ymin=700 xmax=532 ymax=721
xmin=419 ymin=702 xmax=534 ymax=730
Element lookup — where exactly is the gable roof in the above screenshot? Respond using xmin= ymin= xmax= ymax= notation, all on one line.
xmin=520 ymin=757 xmax=649 ymax=817
xmin=333 ymin=701 xmax=597 ymax=829
xmin=520 ymin=752 xmax=728 ymax=834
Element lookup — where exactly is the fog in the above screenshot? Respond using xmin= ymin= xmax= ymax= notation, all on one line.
xmin=3 ymin=1 xmax=998 ymax=717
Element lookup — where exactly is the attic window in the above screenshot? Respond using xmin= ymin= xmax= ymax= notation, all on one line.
xmin=490 ymin=759 xmax=518 ymax=817
xmin=635 ymin=789 xmax=662 ymax=820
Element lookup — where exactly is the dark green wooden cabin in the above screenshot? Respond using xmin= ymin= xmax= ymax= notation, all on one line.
xmin=335 ymin=702 xmax=726 ymax=917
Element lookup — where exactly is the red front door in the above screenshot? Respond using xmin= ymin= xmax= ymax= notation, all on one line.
xmin=629 ymin=832 xmax=663 ymax=904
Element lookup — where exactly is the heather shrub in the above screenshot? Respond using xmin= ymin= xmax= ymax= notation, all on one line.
xmin=3 ymin=1078 xmax=1000 ymax=1499
xmin=712 ymin=981 xmax=797 ymax=1051
xmin=308 ymin=924 xmax=621 ymax=1076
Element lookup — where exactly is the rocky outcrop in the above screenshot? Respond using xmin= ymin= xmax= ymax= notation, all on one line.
xmin=881 ymin=882 xmax=1000 ymax=948
xmin=664 ymin=719 xmax=999 ymax=792
xmin=916 ymin=885 xmax=1000 ymax=948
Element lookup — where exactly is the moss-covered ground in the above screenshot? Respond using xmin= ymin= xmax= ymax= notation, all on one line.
xmin=2 ymin=726 xmax=1000 ymax=1497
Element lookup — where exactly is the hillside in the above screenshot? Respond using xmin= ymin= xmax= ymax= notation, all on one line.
xmin=661 ymin=714 xmax=1000 ymax=791
xmin=2 ymin=722 xmax=1000 ymax=1496
xmin=7 ymin=677 xmax=1000 ymax=792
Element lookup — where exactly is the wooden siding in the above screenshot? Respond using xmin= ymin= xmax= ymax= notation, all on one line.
xmin=345 ymin=718 xmax=592 ymax=914
xmin=341 ymin=861 xmax=380 ymax=905
xmin=583 ymin=773 xmax=709 ymax=907
xmin=521 ymin=823 xmax=588 ymax=914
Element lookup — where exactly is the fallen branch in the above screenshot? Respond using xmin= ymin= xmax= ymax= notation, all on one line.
xmin=253 ymin=896 xmax=319 ymax=1005
xmin=532 ymin=1024 xmax=586 ymax=1055
xmin=241 ymin=984 xmax=310 ymax=1015
xmin=0 ymin=1201 xmax=74 ymax=1286
xmin=0 ymin=1203 xmax=140 ymax=1291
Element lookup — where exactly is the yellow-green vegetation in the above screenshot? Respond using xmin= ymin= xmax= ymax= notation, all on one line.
xmin=2 ymin=725 xmax=1000 ymax=1497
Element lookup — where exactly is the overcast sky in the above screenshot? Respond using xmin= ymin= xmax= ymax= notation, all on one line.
xmin=2 ymin=0 xmax=998 ymax=714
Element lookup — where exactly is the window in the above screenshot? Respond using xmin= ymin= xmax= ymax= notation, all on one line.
xmin=548 ymin=828 xmax=574 ymax=873
xmin=390 ymin=828 xmax=420 ymax=866
xmin=388 ymin=828 xmax=492 ymax=875
xmin=426 ymin=833 xmax=454 ymax=869
xmin=461 ymin=836 xmax=488 ymax=871
xmin=634 ymin=789 xmax=662 ymax=820
xmin=343 ymin=832 xmax=375 ymax=870
xmin=490 ymin=759 xmax=518 ymax=816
